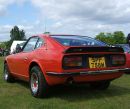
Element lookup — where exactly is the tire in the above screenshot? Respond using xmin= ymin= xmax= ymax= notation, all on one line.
xmin=30 ymin=66 xmax=49 ymax=98
xmin=90 ymin=81 xmax=110 ymax=90
xmin=3 ymin=63 xmax=15 ymax=82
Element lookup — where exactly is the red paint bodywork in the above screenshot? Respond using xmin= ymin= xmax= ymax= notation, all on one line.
xmin=5 ymin=34 xmax=127 ymax=86
xmin=124 ymin=52 xmax=130 ymax=71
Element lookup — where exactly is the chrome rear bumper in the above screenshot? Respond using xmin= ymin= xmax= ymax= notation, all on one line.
xmin=46 ymin=68 xmax=130 ymax=77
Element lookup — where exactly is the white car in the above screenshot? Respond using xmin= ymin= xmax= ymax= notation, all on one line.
xmin=10 ymin=41 xmax=26 ymax=54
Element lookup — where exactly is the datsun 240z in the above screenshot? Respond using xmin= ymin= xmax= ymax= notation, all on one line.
xmin=3 ymin=34 xmax=130 ymax=98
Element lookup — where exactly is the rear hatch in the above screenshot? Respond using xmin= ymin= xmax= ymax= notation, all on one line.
xmin=62 ymin=46 xmax=126 ymax=70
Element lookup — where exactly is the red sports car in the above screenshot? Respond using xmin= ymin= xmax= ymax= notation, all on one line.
xmin=3 ymin=34 xmax=130 ymax=98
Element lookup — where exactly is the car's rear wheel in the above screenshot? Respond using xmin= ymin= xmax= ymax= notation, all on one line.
xmin=90 ymin=81 xmax=110 ymax=90
xmin=3 ymin=63 xmax=15 ymax=82
xmin=30 ymin=66 xmax=49 ymax=98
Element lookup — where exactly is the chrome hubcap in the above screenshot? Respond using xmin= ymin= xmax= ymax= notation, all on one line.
xmin=31 ymin=73 xmax=38 ymax=94
xmin=4 ymin=67 xmax=8 ymax=80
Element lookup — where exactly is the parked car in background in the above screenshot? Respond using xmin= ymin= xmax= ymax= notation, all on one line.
xmin=115 ymin=44 xmax=130 ymax=53
xmin=10 ymin=41 xmax=26 ymax=54
xmin=0 ymin=48 xmax=10 ymax=56
xmin=114 ymin=44 xmax=130 ymax=74
xmin=4 ymin=34 xmax=130 ymax=98
xmin=3 ymin=49 xmax=10 ymax=56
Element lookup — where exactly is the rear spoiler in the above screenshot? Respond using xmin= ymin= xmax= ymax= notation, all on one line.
xmin=64 ymin=46 xmax=124 ymax=53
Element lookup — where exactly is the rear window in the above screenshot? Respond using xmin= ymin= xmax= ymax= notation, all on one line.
xmin=51 ymin=35 xmax=107 ymax=46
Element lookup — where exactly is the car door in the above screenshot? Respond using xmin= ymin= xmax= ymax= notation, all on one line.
xmin=11 ymin=37 xmax=39 ymax=80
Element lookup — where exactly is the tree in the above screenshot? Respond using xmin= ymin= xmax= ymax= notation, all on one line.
xmin=0 ymin=42 xmax=6 ymax=49
xmin=95 ymin=31 xmax=126 ymax=45
xmin=95 ymin=32 xmax=106 ymax=42
xmin=10 ymin=26 xmax=26 ymax=41
xmin=113 ymin=31 xmax=126 ymax=44
xmin=95 ymin=32 xmax=114 ymax=44
xmin=5 ymin=26 xmax=26 ymax=49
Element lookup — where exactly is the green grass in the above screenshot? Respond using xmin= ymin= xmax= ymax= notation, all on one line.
xmin=0 ymin=57 xmax=130 ymax=109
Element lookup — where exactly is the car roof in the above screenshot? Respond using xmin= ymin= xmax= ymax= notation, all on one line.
xmin=32 ymin=34 xmax=89 ymax=40
xmin=35 ymin=34 xmax=88 ymax=37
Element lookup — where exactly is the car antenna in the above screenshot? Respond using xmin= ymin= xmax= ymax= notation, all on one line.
xmin=44 ymin=17 xmax=47 ymax=33
xmin=43 ymin=17 xmax=50 ymax=34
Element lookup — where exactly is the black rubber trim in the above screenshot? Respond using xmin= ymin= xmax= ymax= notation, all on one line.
xmin=64 ymin=46 xmax=124 ymax=53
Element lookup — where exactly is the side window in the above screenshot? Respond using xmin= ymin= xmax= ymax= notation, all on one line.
xmin=23 ymin=37 xmax=38 ymax=52
xmin=35 ymin=38 xmax=44 ymax=49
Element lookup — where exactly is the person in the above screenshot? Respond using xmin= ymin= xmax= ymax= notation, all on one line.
xmin=0 ymin=47 xmax=2 ymax=56
xmin=126 ymin=33 xmax=130 ymax=47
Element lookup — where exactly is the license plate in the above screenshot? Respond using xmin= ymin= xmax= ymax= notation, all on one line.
xmin=89 ymin=57 xmax=106 ymax=68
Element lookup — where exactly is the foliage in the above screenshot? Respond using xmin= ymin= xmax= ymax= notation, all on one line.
xmin=4 ymin=40 xmax=12 ymax=50
xmin=10 ymin=26 xmax=26 ymax=41
xmin=0 ymin=42 xmax=6 ymax=49
xmin=113 ymin=31 xmax=126 ymax=44
xmin=95 ymin=31 xmax=126 ymax=45
xmin=5 ymin=26 xmax=26 ymax=49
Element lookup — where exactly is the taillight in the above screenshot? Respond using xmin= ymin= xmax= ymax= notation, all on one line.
xmin=111 ymin=55 xmax=125 ymax=65
xmin=63 ymin=56 xmax=82 ymax=67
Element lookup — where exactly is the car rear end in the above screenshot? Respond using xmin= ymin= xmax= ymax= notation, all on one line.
xmin=46 ymin=35 xmax=129 ymax=85
xmin=62 ymin=47 xmax=127 ymax=82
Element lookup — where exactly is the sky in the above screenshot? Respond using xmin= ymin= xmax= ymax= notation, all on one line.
xmin=0 ymin=0 xmax=130 ymax=41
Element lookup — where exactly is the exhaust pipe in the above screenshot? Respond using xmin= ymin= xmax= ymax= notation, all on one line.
xmin=66 ymin=77 xmax=74 ymax=84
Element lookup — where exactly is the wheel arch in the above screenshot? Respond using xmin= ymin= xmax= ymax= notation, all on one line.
xmin=28 ymin=61 xmax=46 ymax=76
xmin=4 ymin=60 xmax=7 ymax=64
xmin=4 ymin=60 xmax=9 ymax=66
